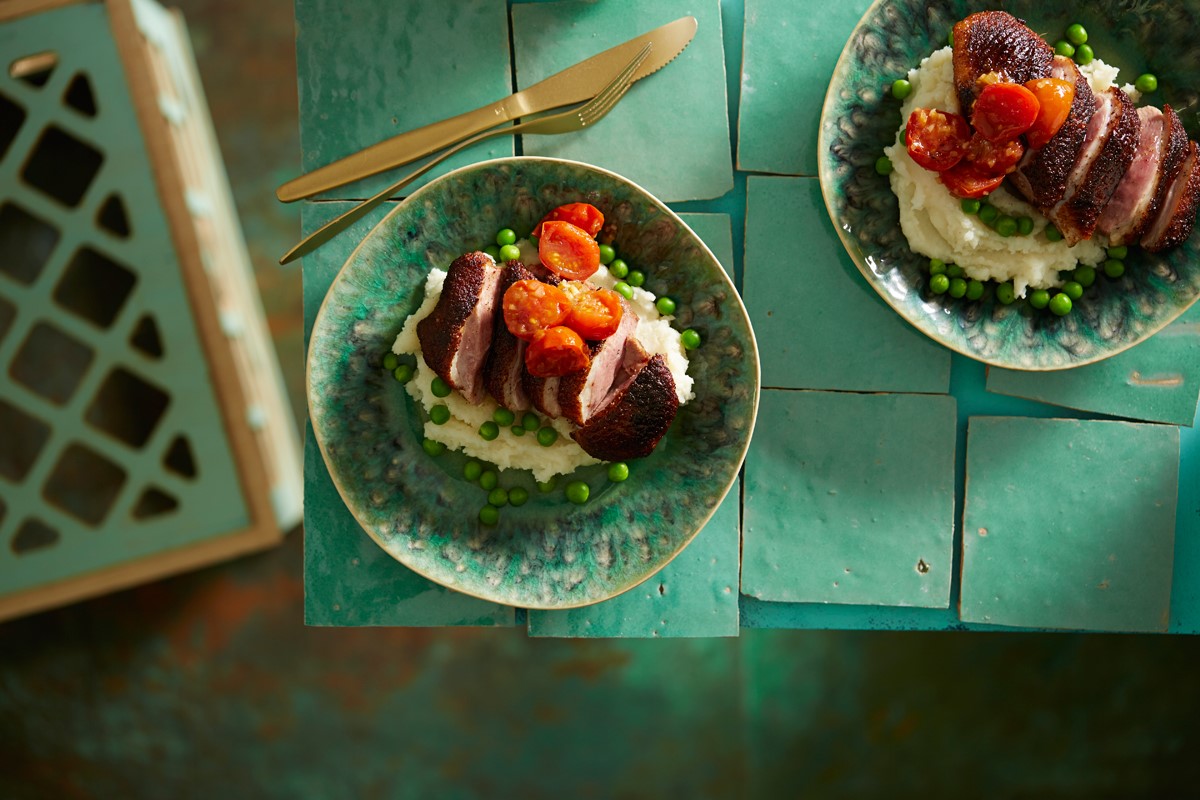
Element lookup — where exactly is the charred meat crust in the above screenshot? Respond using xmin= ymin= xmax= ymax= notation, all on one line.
xmin=1011 ymin=57 xmax=1096 ymax=211
xmin=1056 ymin=87 xmax=1140 ymax=243
xmin=416 ymin=251 xmax=501 ymax=403
xmin=1139 ymin=104 xmax=1191 ymax=243
xmin=572 ymin=355 xmax=679 ymax=462
xmin=1144 ymin=141 xmax=1200 ymax=252
xmin=952 ymin=11 xmax=1054 ymax=115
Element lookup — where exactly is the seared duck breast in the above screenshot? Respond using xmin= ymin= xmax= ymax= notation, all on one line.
xmin=417 ymin=251 xmax=503 ymax=405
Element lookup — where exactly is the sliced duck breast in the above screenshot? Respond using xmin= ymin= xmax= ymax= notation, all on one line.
xmin=556 ymin=297 xmax=643 ymax=425
xmin=416 ymin=251 xmax=502 ymax=405
xmin=482 ymin=262 xmax=539 ymax=412
xmin=952 ymin=11 xmax=1054 ymax=115
xmin=1133 ymin=104 xmax=1192 ymax=246
xmin=1142 ymin=140 xmax=1200 ymax=252
xmin=524 ymin=373 xmax=562 ymax=418
xmin=572 ymin=354 xmax=679 ymax=462
xmin=1096 ymin=106 xmax=1167 ymax=244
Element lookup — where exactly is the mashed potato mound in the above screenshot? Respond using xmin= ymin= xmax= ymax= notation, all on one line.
xmin=392 ymin=251 xmax=693 ymax=482
xmin=884 ymin=46 xmax=1114 ymax=296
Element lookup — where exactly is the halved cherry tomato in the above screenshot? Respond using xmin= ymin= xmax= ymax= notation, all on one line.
xmin=939 ymin=162 xmax=1006 ymax=199
xmin=963 ymin=132 xmax=1024 ymax=175
xmin=971 ymin=82 xmax=1040 ymax=143
xmin=538 ymin=220 xmax=601 ymax=280
xmin=1023 ymin=78 xmax=1076 ymax=149
xmin=503 ymin=279 xmax=572 ymax=341
xmin=905 ymin=108 xmax=971 ymax=172
xmin=525 ymin=326 xmax=590 ymax=377
xmin=566 ymin=288 xmax=624 ymax=340
xmin=532 ymin=203 xmax=605 ymax=238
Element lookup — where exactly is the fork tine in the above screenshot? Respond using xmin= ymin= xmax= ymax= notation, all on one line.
xmin=580 ymin=43 xmax=651 ymax=126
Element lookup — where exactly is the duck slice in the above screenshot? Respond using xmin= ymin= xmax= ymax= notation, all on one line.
xmin=1096 ymin=106 xmax=1167 ymax=244
xmin=952 ymin=11 xmax=1054 ymax=115
xmin=524 ymin=373 xmax=562 ymax=418
xmin=417 ymin=251 xmax=502 ymax=405
xmin=1132 ymin=104 xmax=1192 ymax=247
xmin=1009 ymin=56 xmax=1096 ymax=212
xmin=482 ymin=262 xmax=539 ymax=412
xmin=1047 ymin=87 xmax=1140 ymax=244
xmin=556 ymin=297 xmax=643 ymax=425
xmin=1142 ymin=140 xmax=1200 ymax=252
xmin=572 ymin=354 xmax=679 ymax=462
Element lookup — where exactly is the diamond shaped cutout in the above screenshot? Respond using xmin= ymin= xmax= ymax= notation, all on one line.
xmin=10 ymin=321 xmax=94 ymax=405
xmin=63 ymin=72 xmax=97 ymax=117
xmin=0 ymin=202 xmax=60 ymax=286
xmin=0 ymin=398 xmax=51 ymax=482
xmin=22 ymin=125 xmax=103 ymax=207
xmin=0 ymin=93 xmax=25 ymax=162
xmin=132 ymin=486 xmax=178 ymax=520
xmin=53 ymin=246 xmax=136 ymax=328
xmin=11 ymin=518 xmax=59 ymax=554
xmin=43 ymin=442 xmax=126 ymax=526
xmin=130 ymin=314 xmax=163 ymax=359
xmin=85 ymin=367 xmax=169 ymax=448
xmin=97 ymin=193 xmax=131 ymax=238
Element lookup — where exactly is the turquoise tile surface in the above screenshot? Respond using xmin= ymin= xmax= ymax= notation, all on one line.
xmin=986 ymin=305 xmax=1200 ymax=427
xmin=743 ymin=176 xmax=951 ymax=392
xmin=512 ymin=0 xmax=733 ymax=202
xmin=960 ymin=417 xmax=1178 ymax=632
xmin=737 ymin=0 xmax=874 ymax=176
xmin=742 ymin=390 xmax=956 ymax=608
xmin=294 ymin=0 xmax=513 ymax=200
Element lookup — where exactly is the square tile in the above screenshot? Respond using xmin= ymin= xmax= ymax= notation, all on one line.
xmin=960 ymin=417 xmax=1178 ymax=632
xmin=512 ymin=0 xmax=733 ymax=202
xmin=737 ymin=0 xmax=874 ymax=176
xmin=986 ymin=305 xmax=1200 ymax=426
xmin=742 ymin=390 xmax=956 ymax=608
xmin=743 ymin=176 xmax=950 ymax=392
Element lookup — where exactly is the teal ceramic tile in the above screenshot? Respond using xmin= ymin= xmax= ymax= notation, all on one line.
xmin=743 ymin=176 xmax=950 ymax=392
xmin=679 ymin=212 xmax=734 ymax=277
xmin=986 ymin=305 xmax=1200 ymax=427
xmin=527 ymin=483 xmax=740 ymax=638
xmin=295 ymin=0 xmax=513 ymax=200
xmin=1172 ymin=406 xmax=1200 ymax=633
xmin=960 ymin=417 xmax=1178 ymax=632
xmin=737 ymin=0 xmax=874 ymax=176
xmin=742 ymin=390 xmax=956 ymax=608
xmin=512 ymin=0 xmax=733 ymax=202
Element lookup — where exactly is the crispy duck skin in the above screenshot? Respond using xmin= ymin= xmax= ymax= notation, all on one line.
xmin=416 ymin=251 xmax=501 ymax=405
xmin=1143 ymin=140 xmax=1200 ymax=252
xmin=1138 ymin=104 xmax=1192 ymax=245
xmin=572 ymin=354 xmax=679 ymax=462
xmin=952 ymin=11 xmax=1054 ymax=115
xmin=482 ymin=261 xmax=537 ymax=412
xmin=1096 ymin=106 xmax=1166 ymax=244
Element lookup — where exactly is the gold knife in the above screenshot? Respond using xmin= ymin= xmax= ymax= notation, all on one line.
xmin=275 ymin=15 xmax=698 ymax=203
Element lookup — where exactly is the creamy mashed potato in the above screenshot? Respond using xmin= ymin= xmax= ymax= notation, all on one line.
xmin=392 ymin=249 xmax=693 ymax=482
xmin=884 ymin=46 xmax=1121 ymax=296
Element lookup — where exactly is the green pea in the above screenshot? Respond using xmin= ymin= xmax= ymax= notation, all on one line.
xmin=392 ymin=364 xmax=414 ymax=383
xmin=929 ymin=258 xmax=946 ymax=274
xmin=422 ymin=438 xmax=445 ymax=457
xmin=598 ymin=243 xmax=616 ymax=265
xmin=655 ymin=297 xmax=677 ymax=316
xmin=891 ymin=78 xmax=913 ymax=100
xmin=483 ymin=244 xmax=500 ymax=259
xmin=1045 ymin=225 xmax=1063 ymax=242
xmin=1075 ymin=43 xmax=1094 ymax=66
xmin=979 ymin=204 xmax=1000 ymax=225
xmin=948 ymin=277 xmax=968 ymax=298
xmin=492 ymin=407 xmax=515 ymax=426
xmin=875 ymin=156 xmax=894 ymax=176
xmin=463 ymin=460 xmax=483 ymax=482
xmin=1135 ymin=73 xmax=1158 ymax=94
xmin=613 ymin=281 xmax=634 ymax=300
xmin=627 ymin=270 xmax=645 ymax=288
xmin=521 ymin=412 xmax=540 ymax=432
xmin=495 ymin=228 xmax=517 ymax=247
xmin=429 ymin=404 xmax=450 ymax=425
xmin=487 ymin=488 xmax=509 ymax=507
xmin=1066 ymin=23 xmax=1088 ymax=45
xmin=607 ymin=462 xmax=630 ymax=482
xmin=499 ymin=244 xmax=522 ymax=262
xmin=609 ymin=258 xmax=629 ymax=279
xmin=1073 ymin=265 xmax=1097 ymax=288
xmin=1104 ymin=258 xmax=1126 ymax=278
xmin=565 ymin=480 xmax=590 ymax=505
xmin=1054 ymin=40 xmax=1075 ymax=58
xmin=996 ymin=282 xmax=1017 ymax=305
xmin=961 ymin=198 xmax=982 ymax=215
xmin=1017 ymin=216 xmax=1034 ymax=236
xmin=479 ymin=505 xmax=499 ymax=526
xmin=480 ymin=470 xmax=498 ymax=491
xmin=537 ymin=477 xmax=558 ymax=493
xmin=510 ymin=424 xmax=525 ymax=437
xmin=930 ymin=274 xmax=950 ymax=295
xmin=509 ymin=487 xmax=529 ymax=507
xmin=1029 ymin=289 xmax=1051 ymax=309
xmin=1107 ymin=245 xmax=1129 ymax=259
xmin=382 ymin=352 xmax=399 ymax=371
xmin=1062 ymin=280 xmax=1084 ymax=300
xmin=966 ymin=280 xmax=985 ymax=301
xmin=681 ymin=329 xmax=702 ymax=350
xmin=1049 ymin=292 xmax=1073 ymax=316
xmin=995 ymin=215 xmax=1018 ymax=237
xmin=430 ymin=376 xmax=451 ymax=397
xmin=478 ymin=421 xmax=499 ymax=441
xmin=536 ymin=426 xmax=558 ymax=447
xmin=946 ymin=264 xmax=964 ymax=279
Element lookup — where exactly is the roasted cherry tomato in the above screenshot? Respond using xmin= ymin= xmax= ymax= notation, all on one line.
xmin=905 ymin=108 xmax=971 ymax=172
xmin=532 ymin=203 xmax=605 ymax=238
xmin=525 ymin=326 xmax=590 ymax=377
xmin=502 ymin=279 xmax=572 ymax=341
xmin=939 ymin=162 xmax=1006 ymax=199
xmin=964 ymin=132 xmax=1024 ymax=175
xmin=538 ymin=220 xmax=601 ymax=280
xmin=971 ymin=82 xmax=1040 ymax=143
xmin=1023 ymin=77 xmax=1076 ymax=149
xmin=566 ymin=288 xmax=624 ymax=340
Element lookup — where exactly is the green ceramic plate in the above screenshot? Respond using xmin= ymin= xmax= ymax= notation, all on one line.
xmin=307 ymin=157 xmax=759 ymax=609
xmin=819 ymin=0 xmax=1200 ymax=370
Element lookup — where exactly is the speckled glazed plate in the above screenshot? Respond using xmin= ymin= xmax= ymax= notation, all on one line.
xmin=819 ymin=0 xmax=1200 ymax=370
xmin=307 ymin=158 xmax=759 ymax=609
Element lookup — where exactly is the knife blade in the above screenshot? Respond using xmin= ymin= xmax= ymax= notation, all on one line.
xmin=275 ymin=15 xmax=697 ymax=203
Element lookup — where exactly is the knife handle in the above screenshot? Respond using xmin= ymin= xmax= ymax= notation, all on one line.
xmin=275 ymin=102 xmax=515 ymax=203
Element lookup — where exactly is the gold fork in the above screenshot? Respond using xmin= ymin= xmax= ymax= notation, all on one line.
xmin=279 ymin=43 xmax=652 ymax=266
